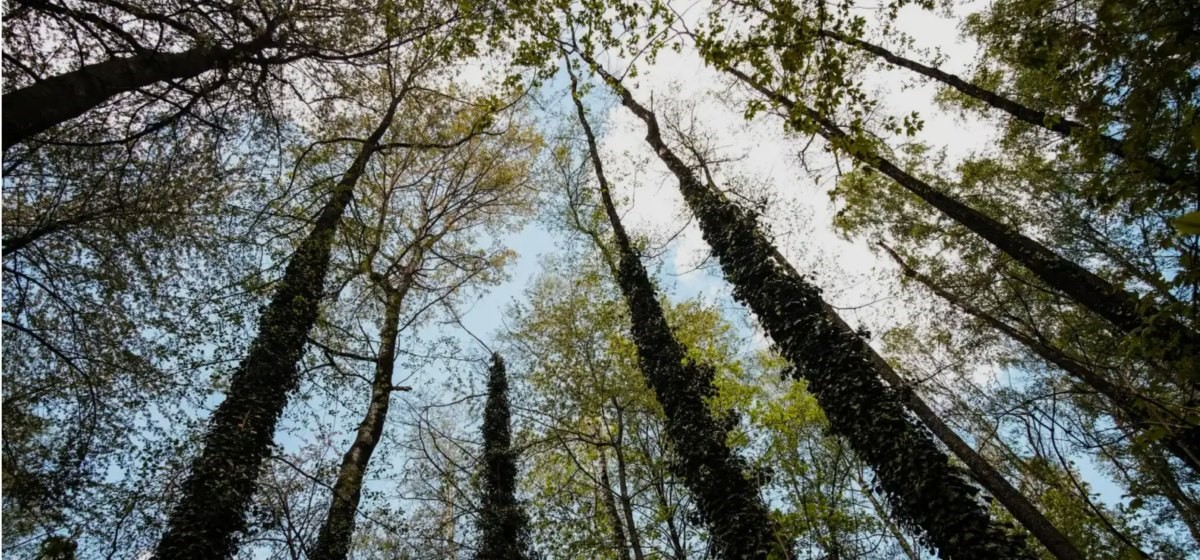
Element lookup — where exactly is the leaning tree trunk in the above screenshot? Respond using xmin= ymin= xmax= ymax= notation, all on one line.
xmin=567 ymin=62 xmax=789 ymax=560
xmin=3 ymin=37 xmax=271 ymax=149
xmin=309 ymin=263 xmax=418 ymax=560
xmin=756 ymin=244 xmax=1083 ymax=560
xmin=723 ymin=67 xmax=1200 ymax=389
xmin=575 ymin=52 xmax=1038 ymax=560
xmin=809 ymin=27 xmax=1194 ymax=189
xmin=879 ymin=242 xmax=1200 ymax=474
xmin=477 ymin=353 xmax=532 ymax=560
xmin=152 ymin=97 xmax=400 ymax=560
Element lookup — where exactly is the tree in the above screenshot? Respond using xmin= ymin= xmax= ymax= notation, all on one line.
xmin=569 ymin=45 xmax=1037 ymax=559
xmin=308 ymin=90 xmax=538 ymax=560
xmin=152 ymin=84 xmax=404 ymax=560
xmin=0 ymin=0 xmax=453 ymax=149
xmin=476 ymin=353 xmax=533 ymax=560
xmin=566 ymin=58 xmax=790 ymax=560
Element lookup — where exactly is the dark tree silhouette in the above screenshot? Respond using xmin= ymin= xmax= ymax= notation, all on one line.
xmin=567 ymin=59 xmax=790 ymax=560
xmin=476 ymin=353 xmax=533 ymax=560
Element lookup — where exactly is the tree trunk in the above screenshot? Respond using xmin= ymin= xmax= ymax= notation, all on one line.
xmin=879 ymin=242 xmax=1200 ymax=474
xmin=764 ymin=245 xmax=1085 ymax=560
xmin=812 ymin=28 xmax=1195 ymax=189
xmin=309 ymin=274 xmax=413 ymax=560
xmin=476 ymin=354 xmax=531 ymax=560
xmin=611 ymin=406 xmax=647 ymax=560
xmin=598 ymin=450 xmax=634 ymax=560
xmin=577 ymin=52 xmax=1038 ymax=560
xmin=3 ymin=38 xmax=269 ymax=149
xmin=152 ymin=97 xmax=399 ymax=560
xmin=724 ymin=67 xmax=1200 ymax=388
xmin=567 ymin=61 xmax=788 ymax=560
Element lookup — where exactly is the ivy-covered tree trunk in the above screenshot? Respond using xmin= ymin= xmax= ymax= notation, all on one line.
xmin=576 ymin=54 xmax=1037 ymax=560
xmin=2 ymin=37 xmax=271 ymax=149
xmin=477 ymin=353 xmax=532 ymax=560
xmin=722 ymin=67 xmax=1200 ymax=388
xmin=309 ymin=268 xmax=416 ymax=560
xmin=756 ymin=244 xmax=1084 ymax=560
xmin=880 ymin=242 xmax=1200 ymax=474
xmin=568 ymin=62 xmax=789 ymax=560
xmin=152 ymin=97 xmax=400 ymax=560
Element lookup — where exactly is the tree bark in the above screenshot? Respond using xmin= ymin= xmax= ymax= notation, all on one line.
xmin=567 ymin=60 xmax=789 ymax=560
xmin=3 ymin=37 xmax=270 ymax=149
xmin=152 ymin=96 xmax=399 ymax=560
xmin=762 ymin=245 xmax=1085 ymax=560
xmin=725 ymin=67 xmax=1200 ymax=388
xmin=577 ymin=51 xmax=1038 ymax=560
xmin=308 ymin=270 xmax=413 ymax=560
xmin=879 ymin=243 xmax=1200 ymax=474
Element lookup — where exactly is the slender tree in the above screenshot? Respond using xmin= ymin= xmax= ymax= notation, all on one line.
xmin=308 ymin=97 xmax=535 ymax=560
xmin=720 ymin=0 xmax=1195 ymax=190
xmin=152 ymin=94 xmax=402 ymax=560
xmin=477 ymin=353 xmax=533 ymax=560
xmin=567 ymin=58 xmax=790 ymax=560
xmin=573 ymin=47 xmax=1037 ymax=560
xmin=879 ymin=242 xmax=1200 ymax=473
xmin=712 ymin=64 xmax=1200 ymax=389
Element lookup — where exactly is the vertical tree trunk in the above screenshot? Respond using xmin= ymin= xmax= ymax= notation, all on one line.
xmin=598 ymin=450 xmax=634 ymax=560
xmin=611 ymin=406 xmax=647 ymax=560
xmin=576 ymin=52 xmax=1039 ymax=560
xmin=309 ymin=263 xmax=417 ymax=560
xmin=879 ymin=242 xmax=1200 ymax=474
xmin=567 ymin=61 xmax=789 ymax=560
xmin=722 ymin=67 xmax=1200 ymax=388
xmin=476 ymin=354 xmax=532 ymax=560
xmin=2 ymin=38 xmax=269 ymax=149
xmin=152 ymin=97 xmax=400 ymax=560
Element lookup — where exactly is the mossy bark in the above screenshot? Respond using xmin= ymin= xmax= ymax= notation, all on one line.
xmin=568 ymin=62 xmax=789 ymax=560
xmin=153 ymin=97 xmax=400 ymax=560
xmin=578 ymin=54 xmax=1037 ymax=560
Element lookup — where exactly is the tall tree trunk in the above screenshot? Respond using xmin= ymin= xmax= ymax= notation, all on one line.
xmin=723 ymin=67 xmax=1200 ymax=388
xmin=611 ymin=406 xmax=647 ymax=560
xmin=598 ymin=450 xmax=634 ymax=560
xmin=810 ymin=28 xmax=1194 ymax=189
xmin=763 ymin=243 xmax=1085 ymax=560
xmin=567 ymin=61 xmax=789 ymax=560
xmin=152 ymin=97 xmax=400 ymax=560
xmin=575 ymin=52 xmax=1038 ymax=560
xmin=309 ymin=262 xmax=417 ymax=560
xmin=476 ymin=354 xmax=532 ymax=560
xmin=879 ymin=242 xmax=1200 ymax=473
xmin=3 ymin=37 xmax=270 ymax=149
